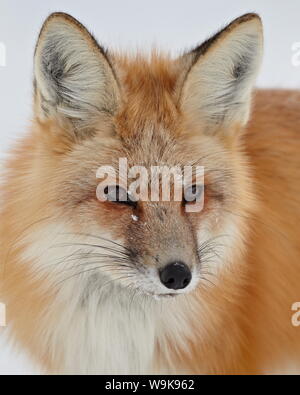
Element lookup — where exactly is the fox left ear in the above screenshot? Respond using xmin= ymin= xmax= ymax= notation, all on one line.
xmin=179 ymin=13 xmax=263 ymax=135
xmin=34 ymin=13 xmax=120 ymax=137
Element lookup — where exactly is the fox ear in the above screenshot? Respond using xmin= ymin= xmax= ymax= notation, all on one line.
xmin=179 ymin=14 xmax=263 ymax=135
xmin=34 ymin=13 xmax=120 ymax=136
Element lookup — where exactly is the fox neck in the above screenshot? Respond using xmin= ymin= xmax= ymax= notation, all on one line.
xmin=49 ymin=283 xmax=157 ymax=374
xmin=45 ymin=282 xmax=198 ymax=374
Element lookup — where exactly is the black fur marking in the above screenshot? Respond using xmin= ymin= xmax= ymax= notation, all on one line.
xmin=36 ymin=12 xmax=121 ymax=90
xmin=189 ymin=13 xmax=259 ymax=64
xmin=35 ymin=12 xmax=120 ymax=128
xmin=180 ymin=13 xmax=260 ymax=98
xmin=232 ymin=50 xmax=254 ymax=80
xmin=233 ymin=63 xmax=244 ymax=80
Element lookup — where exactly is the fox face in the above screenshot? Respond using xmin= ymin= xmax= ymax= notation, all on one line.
xmin=21 ymin=12 xmax=263 ymax=302
xmin=0 ymin=12 xmax=267 ymax=374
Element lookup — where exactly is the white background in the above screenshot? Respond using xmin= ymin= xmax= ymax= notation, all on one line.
xmin=0 ymin=0 xmax=300 ymax=374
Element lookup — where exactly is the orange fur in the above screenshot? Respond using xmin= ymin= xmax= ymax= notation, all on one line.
xmin=1 ymin=13 xmax=300 ymax=374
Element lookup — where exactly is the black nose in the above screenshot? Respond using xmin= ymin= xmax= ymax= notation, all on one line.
xmin=159 ymin=262 xmax=192 ymax=290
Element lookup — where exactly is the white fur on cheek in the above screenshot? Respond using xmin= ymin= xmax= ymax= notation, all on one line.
xmin=20 ymin=221 xmax=199 ymax=374
xmin=196 ymin=212 xmax=245 ymax=277
xmin=20 ymin=222 xmax=155 ymax=373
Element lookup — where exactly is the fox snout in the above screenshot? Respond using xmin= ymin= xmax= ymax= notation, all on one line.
xmin=123 ymin=202 xmax=200 ymax=296
xmin=159 ymin=261 xmax=192 ymax=290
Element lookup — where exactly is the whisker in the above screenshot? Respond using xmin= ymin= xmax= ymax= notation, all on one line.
xmin=53 ymin=261 xmax=134 ymax=279
xmin=3 ymin=215 xmax=52 ymax=279
xmin=54 ymin=267 xmax=135 ymax=289
xmin=61 ymin=232 xmax=132 ymax=253
xmin=33 ymin=250 xmax=133 ymax=278
xmin=51 ymin=242 xmax=130 ymax=258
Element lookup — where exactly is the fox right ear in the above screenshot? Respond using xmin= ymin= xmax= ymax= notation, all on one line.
xmin=179 ymin=14 xmax=263 ymax=136
xmin=34 ymin=13 xmax=120 ymax=136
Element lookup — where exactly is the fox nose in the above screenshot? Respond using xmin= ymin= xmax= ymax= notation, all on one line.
xmin=159 ymin=262 xmax=192 ymax=290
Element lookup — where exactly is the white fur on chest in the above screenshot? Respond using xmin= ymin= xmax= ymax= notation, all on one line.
xmin=55 ymin=286 xmax=156 ymax=374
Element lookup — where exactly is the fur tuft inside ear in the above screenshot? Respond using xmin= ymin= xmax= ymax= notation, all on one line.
xmin=179 ymin=13 xmax=263 ymax=135
xmin=34 ymin=12 xmax=120 ymax=135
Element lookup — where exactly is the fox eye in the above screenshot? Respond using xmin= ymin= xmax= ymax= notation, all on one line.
xmin=183 ymin=184 xmax=204 ymax=204
xmin=104 ymin=185 xmax=137 ymax=207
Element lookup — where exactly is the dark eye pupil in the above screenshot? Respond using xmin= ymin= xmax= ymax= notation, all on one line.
xmin=104 ymin=186 xmax=136 ymax=207
xmin=191 ymin=185 xmax=197 ymax=194
xmin=184 ymin=184 xmax=203 ymax=203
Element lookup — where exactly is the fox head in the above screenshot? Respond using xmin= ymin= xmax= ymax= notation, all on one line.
xmin=8 ymin=13 xmax=263 ymax=303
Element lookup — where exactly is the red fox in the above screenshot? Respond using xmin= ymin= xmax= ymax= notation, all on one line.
xmin=1 ymin=12 xmax=300 ymax=374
